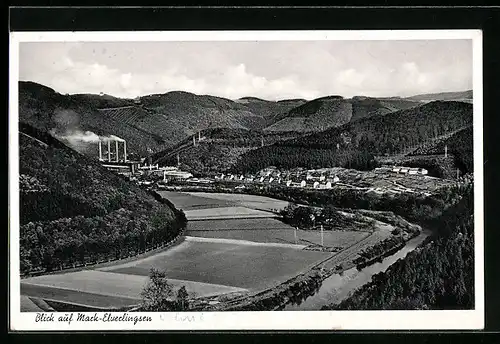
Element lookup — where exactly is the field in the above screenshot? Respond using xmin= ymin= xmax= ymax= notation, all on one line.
xmin=100 ymin=238 xmax=331 ymax=291
xmin=20 ymin=295 xmax=45 ymax=312
xmin=186 ymin=192 xmax=291 ymax=212
xmin=20 ymin=268 xmax=250 ymax=310
xmin=158 ymin=191 xmax=236 ymax=210
xmin=20 ymin=191 xmax=397 ymax=310
xmin=187 ymin=218 xmax=293 ymax=231
xmin=187 ymin=228 xmax=369 ymax=249
xmin=185 ymin=206 xmax=277 ymax=220
xmin=319 ymin=230 xmax=394 ymax=270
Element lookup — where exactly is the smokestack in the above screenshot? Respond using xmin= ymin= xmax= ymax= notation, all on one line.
xmin=107 ymin=140 xmax=111 ymax=162
xmin=123 ymin=141 xmax=127 ymax=162
xmin=193 ymin=136 xmax=196 ymax=146
xmin=177 ymin=153 xmax=180 ymax=167
xmin=115 ymin=140 xmax=119 ymax=162
xmin=98 ymin=140 xmax=102 ymax=160
xmin=261 ymin=137 xmax=264 ymax=147
xmin=445 ymin=145 xmax=448 ymax=158
xmin=198 ymin=131 xmax=201 ymax=141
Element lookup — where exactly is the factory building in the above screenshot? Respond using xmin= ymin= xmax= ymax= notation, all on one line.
xmin=97 ymin=137 xmax=140 ymax=176
xmin=163 ymin=170 xmax=193 ymax=182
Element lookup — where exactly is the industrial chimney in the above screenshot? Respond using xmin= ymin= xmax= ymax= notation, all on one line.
xmin=115 ymin=140 xmax=119 ymax=162
xmin=123 ymin=140 xmax=127 ymax=162
xmin=107 ymin=141 xmax=111 ymax=161
xmin=98 ymin=140 xmax=102 ymax=160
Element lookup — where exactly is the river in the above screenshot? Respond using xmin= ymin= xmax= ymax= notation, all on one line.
xmin=283 ymin=230 xmax=431 ymax=310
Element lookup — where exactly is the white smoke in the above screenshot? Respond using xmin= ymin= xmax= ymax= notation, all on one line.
xmin=108 ymin=135 xmax=125 ymax=142
xmin=52 ymin=129 xmax=125 ymax=144
xmin=57 ymin=130 xmax=101 ymax=143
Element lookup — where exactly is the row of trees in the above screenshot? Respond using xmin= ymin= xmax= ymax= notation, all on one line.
xmin=239 ymin=181 xmax=468 ymax=225
xmin=280 ymin=203 xmax=363 ymax=230
xmin=20 ymin=207 xmax=186 ymax=274
xmin=323 ymin=182 xmax=474 ymax=310
xmin=232 ymin=146 xmax=378 ymax=174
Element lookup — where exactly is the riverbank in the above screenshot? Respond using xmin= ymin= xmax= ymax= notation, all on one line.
xmin=191 ymin=229 xmax=427 ymax=311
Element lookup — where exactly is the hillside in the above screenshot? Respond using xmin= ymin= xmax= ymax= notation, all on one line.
xmin=406 ymin=90 xmax=473 ymax=103
xmin=233 ymin=101 xmax=473 ymax=173
xmin=19 ymin=81 xmax=171 ymax=157
xmin=18 ymin=81 xmax=306 ymax=158
xmin=263 ymin=96 xmax=419 ymax=133
xmin=151 ymin=127 xmax=301 ymax=174
xmin=235 ymin=97 xmax=307 ymax=127
xmin=324 ymin=181 xmax=474 ymax=310
xmin=408 ymin=125 xmax=473 ymax=173
xmin=18 ymin=123 xmax=186 ymax=274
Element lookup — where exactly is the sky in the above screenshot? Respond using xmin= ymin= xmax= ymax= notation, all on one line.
xmin=18 ymin=40 xmax=473 ymax=101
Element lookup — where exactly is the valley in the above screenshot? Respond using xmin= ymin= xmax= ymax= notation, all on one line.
xmin=17 ymin=81 xmax=475 ymax=313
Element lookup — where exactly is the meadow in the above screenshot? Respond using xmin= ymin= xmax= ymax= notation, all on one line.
xmin=187 ymin=228 xmax=369 ymax=249
xmin=187 ymin=218 xmax=293 ymax=231
xmin=102 ymin=238 xmax=330 ymax=291
xmin=184 ymin=206 xmax=276 ymax=220
xmin=186 ymin=192 xmax=291 ymax=212
xmin=20 ymin=191 xmax=394 ymax=310
xmin=157 ymin=191 xmax=236 ymax=210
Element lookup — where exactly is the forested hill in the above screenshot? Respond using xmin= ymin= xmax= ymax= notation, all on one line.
xmin=324 ymin=180 xmax=474 ymax=310
xmin=19 ymin=123 xmax=186 ymax=274
xmin=408 ymin=126 xmax=474 ymax=173
xmin=263 ymin=96 xmax=420 ymax=133
xmin=232 ymin=101 xmax=473 ymax=173
xmin=18 ymin=81 xmax=306 ymax=157
xmin=19 ymin=81 xmax=169 ymax=156
xmin=151 ymin=127 xmax=301 ymax=174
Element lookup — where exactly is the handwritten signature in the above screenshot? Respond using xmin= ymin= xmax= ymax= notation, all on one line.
xmin=160 ymin=313 xmax=205 ymax=322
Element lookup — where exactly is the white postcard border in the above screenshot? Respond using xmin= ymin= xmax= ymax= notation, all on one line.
xmin=9 ymin=29 xmax=484 ymax=331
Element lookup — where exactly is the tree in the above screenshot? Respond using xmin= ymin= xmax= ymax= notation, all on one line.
xmin=176 ymin=286 xmax=189 ymax=310
xmin=140 ymin=267 xmax=175 ymax=311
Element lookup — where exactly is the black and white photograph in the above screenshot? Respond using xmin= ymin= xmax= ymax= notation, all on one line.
xmin=9 ymin=30 xmax=484 ymax=330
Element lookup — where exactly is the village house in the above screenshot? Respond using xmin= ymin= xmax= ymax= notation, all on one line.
xmin=390 ymin=166 xmax=428 ymax=176
xmin=375 ymin=166 xmax=392 ymax=173
xmin=327 ymin=175 xmax=340 ymax=184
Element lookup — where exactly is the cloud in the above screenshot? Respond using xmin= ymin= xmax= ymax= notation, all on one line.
xmin=336 ymin=69 xmax=366 ymax=89
xmin=19 ymin=40 xmax=473 ymax=100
